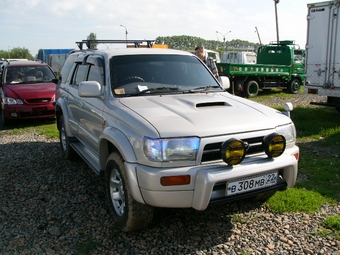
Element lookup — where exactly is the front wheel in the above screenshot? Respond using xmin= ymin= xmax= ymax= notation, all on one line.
xmin=59 ymin=115 xmax=77 ymax=160
xmin=245 ymin=80 xmax=259 ymax=98
xmin=287 ymin=78 xmax=301 ymax=94
xmin=1 ymin=108 xmax=10 ymax=126
xmin=105 ymin=152 xmax=154 ymax=232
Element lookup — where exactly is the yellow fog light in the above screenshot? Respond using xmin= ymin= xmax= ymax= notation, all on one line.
xmin=263 ymin=133 xmax=286 ymax=158
xmin=221 ymin=138 xmax=246 ymax=165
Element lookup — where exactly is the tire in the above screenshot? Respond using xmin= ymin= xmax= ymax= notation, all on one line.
xmin=1 ymin=108 xmax=10 ymax=126
xmin=287 ymin=78 xmax=300 ymax=94
xmin=245 ymin=80 xmax=259 ymax=98
xmin=105 ymin=152 xmax=154 ymax=232
xmin=59 ymin=115 xmax=77 ymax=160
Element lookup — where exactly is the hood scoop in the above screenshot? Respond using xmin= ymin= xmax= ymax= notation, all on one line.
xmin=196 ymin=101 xmax=229 ymax=108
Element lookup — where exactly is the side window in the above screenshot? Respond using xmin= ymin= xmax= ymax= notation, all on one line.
xmin=87 ymin=55 xmax=104 ymax=86
xmin=60 ymin=54 xmax=77 ymax=83
xmin=88 ymin=64 xmax=104 ymax=85
xmin=71 ymin=64 xmax=88 ymax=87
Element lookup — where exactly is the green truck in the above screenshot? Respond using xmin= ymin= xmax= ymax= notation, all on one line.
xmin=217 ymin=40 xmax=305 ymax=97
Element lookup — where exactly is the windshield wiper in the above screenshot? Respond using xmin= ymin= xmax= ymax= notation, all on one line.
xmin=188 ymin=85 xmax=222 ymax=93
xmin=128 ymin=86 xmax=181 ymax=96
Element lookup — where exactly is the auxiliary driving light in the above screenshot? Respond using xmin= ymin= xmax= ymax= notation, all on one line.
xmin=221 ymin=138 xmax=246 ymax=165
xmin=263 ymin=133 xmax=286 ymax=158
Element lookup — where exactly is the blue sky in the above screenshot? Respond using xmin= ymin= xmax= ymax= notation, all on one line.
xmin=0 ymin=0 xmax=314 ymax=56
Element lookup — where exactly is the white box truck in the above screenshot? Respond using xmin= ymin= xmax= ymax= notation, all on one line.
xmin=305 ymin=0 xmax=340 ymax=112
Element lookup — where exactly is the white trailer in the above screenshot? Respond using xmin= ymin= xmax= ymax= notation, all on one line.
xmin=305 ymin=0 xmax=340 ymax=112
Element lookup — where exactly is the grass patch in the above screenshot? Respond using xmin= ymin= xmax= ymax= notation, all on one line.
xmin=252 ymin=91 xmax=340 ymax=214
xmin=266 ymin=188 xmax=335 ymax=213
xmin=0 ymin=118 xmax=58 ymax=138
xmin=325 ymin=215 xmax=340 ymax=232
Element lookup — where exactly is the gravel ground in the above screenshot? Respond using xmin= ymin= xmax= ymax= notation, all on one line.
xmin=1 ymin=92 xmax=340 ymax=255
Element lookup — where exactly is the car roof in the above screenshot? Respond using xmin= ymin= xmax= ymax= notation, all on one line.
xmin=71 ymin=48 xmax=195 ymax=59
xmin=4 ymin=60 xmax=48 ymax=67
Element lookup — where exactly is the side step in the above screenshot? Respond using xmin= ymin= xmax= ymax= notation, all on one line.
xmin=70 ymin=141 xmax=101 ymax=175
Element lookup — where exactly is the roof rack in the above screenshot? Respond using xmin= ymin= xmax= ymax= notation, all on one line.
xmin=75 ymin=39 xmax=156 ymax=50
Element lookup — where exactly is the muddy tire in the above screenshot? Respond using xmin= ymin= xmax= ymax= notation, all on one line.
xmin=245 ymin=80 xmax=259 ymax=98
xmin=105 ymin=152 xmax=154 ymax=232
xmin=287 ymin=78 xmax=300 ymax=94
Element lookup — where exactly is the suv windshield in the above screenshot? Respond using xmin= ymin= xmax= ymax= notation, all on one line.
xmin=5 ymin=65 xmax=56 ymax=84
xmin=110 ymin=54 xmax=222 ymax=96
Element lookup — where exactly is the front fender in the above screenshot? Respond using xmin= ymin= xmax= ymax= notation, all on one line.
xmin=99 ymin=126 xmax=138 ymax=170
xmin=55 ymin=98 xmax=73 ymax=137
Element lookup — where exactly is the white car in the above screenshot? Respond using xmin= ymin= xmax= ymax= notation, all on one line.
xmin=55 ymin=41 xmax=299 ymax=232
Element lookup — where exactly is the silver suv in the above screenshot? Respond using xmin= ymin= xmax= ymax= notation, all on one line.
xmin=56 ymin=41 xmax=299 ymax=232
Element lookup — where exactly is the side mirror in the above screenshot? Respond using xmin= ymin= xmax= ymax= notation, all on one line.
xmin=219 ymin=76 xmax=230 ymax=90
xmin=79 ymin=81 xmax=101 ymax=97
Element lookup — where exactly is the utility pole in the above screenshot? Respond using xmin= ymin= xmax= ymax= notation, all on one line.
xmin=274 ymin=0 xmax=280 ymax=43
xmin=216 ymin=31 xmax=231 ymax=50
xmin=120 ymin=25 xmax=128 ymax=46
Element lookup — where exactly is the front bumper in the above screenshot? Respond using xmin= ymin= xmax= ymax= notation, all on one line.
xmin=125 ymin=146 xmax=299 ymax=211
xmin=3 ymin=104 xmax=56 ymax=119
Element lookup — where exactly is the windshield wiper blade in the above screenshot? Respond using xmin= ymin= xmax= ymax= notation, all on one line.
xmin=188 ymin=85 xmax=222 ymax=93
xmin=129 ymin=86 xmax=180 ymax=96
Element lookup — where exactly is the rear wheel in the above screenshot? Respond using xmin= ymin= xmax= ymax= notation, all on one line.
xmin=105 ymin=152 xmax=154 ymax=232
xmin=245 ymin=80 xmax=259 ymax=98
xmin=287 ymin=78 xmax=300 ymax=94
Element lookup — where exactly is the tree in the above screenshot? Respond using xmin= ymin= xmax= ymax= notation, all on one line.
xmin=0 ymin=47 xmax=33 ymax=60
xmin=155 ymin=35 xmax=259 ymax=53
xmin=87 ymin=32 xmax=97 ymax=49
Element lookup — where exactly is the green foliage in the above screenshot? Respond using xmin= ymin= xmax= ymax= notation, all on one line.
xmin=155 ymin=35 xmax=259 ymax=52
xmin=87 ymin=32 xmax=97 ymax=49
xmin=0 ymin=47 xmax=33 ymax=60
xmin=266 ymin=188 xmax=335 ymax=213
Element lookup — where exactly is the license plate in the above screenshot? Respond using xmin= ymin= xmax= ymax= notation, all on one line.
xmin=226 ymin=171 xmax=278 ymax=196
xmin=33 ymin=107 xmax=47 ymax=112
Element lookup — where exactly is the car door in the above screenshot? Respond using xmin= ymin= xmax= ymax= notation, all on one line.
xmin=76 ymin=55 xmax=106 ymax=155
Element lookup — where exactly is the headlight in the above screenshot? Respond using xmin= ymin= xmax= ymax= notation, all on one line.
xmin=221 ymin=138 xmax=246 ymax=165
xmin=143 ymin=137 xmax=200 ymax=162
xmin=3 ymin=97 xmax=24 ymax=105
xmin=263 ymin=133 xmax=286 ymax=158
xmin=276 ymin=123 xmax=296 ymax=148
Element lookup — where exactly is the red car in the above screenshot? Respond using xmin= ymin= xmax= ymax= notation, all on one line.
xmin=0 ymin=60 xmax=58 ymax=125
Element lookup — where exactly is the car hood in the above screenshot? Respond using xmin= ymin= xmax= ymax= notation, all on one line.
xmin=4 ymin=82 xmax=56 ymax=99
xmin=118 ymin=92 xmax=292 ymax=137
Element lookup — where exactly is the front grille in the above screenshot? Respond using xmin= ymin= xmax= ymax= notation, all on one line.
xmin=21 ymin=110 xmax=55 ymax=117
xmin=201 ymin=136 xmax=265 ymax=163
xmin=26 ymin=98 xmax=52 ymax=103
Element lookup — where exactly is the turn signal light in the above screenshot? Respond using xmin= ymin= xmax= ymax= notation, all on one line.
xmin=221 ymin=138 xmax=246 ymax=165
xmin=263 ymin=133 xmax=286 ymax=158
xmin=160 ymin=175 xmax=191 ymax=186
